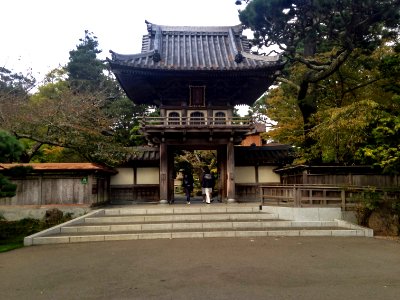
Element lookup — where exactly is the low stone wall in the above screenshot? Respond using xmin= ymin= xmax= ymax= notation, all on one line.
xmin=0 ymin=205 xmax=92 ymax=221
xmin=262 ymin=206 xmax=344 ymax=221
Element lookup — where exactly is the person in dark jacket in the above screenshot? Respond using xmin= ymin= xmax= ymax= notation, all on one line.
xmin=182 ymin=170 xmax=194 ymax=204
xmin=201 ymin=166 xmax=215 ymax=204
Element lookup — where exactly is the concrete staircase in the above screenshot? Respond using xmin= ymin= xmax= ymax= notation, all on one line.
xmin=24 ymin=204 xmax=373 ymax=246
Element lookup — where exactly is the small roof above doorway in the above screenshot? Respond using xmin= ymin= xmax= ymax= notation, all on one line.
xmin=108 ymin=21 xmax=284 ymax=106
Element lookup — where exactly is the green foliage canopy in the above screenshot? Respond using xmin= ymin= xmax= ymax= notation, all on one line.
xmin=260 ymin=42 xmax=400 ymax=172
xmin=0 ymin=130 xmax=24 ymax=163
xmin=67 ymin=30 xmax=106 ymax=91
xmin=238 ymin=0 xmax=400 ymax=158
xmin=0 ymin=30 xmax=155 ymax=165
xmin=0 ymin=130 xmax=25 ymax=198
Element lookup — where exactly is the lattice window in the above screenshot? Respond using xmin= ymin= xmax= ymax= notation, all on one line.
xmin=214 ymin=111 xmax=226 ymax=125
xmin=189 ymin=111 xmax=205 ymax=125
xmin=168 ymin=111 xmax=180 ymax=125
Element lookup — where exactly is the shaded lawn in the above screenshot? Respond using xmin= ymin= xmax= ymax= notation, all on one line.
xmin=0 ymin=219 xmax=46 ymax=252
xmin=0 ymin=214 xmax=72 ymax=252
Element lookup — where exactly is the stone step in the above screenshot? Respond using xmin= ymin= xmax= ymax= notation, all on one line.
xmin=102 ymin=206 xmax=260 ymax=216
xmin=24 ymin=205 xmax=373 ymax=246
xmin=83 ymin=212 xmax=278 ymax=224
xmin=60 ymin=220 xmax=339 ymax=233
xmin=29 ymin=227 xmax=367 ymax=245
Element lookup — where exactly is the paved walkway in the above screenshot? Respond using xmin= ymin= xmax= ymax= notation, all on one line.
xmin=1 ymin=237 xmax=399 ymax=299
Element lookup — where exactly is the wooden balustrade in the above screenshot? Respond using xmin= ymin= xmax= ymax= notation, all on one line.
xmin=259 ymin=184 xmax=400 ymax=210
xmin=141 ymin=116 xmax=253 ymax=127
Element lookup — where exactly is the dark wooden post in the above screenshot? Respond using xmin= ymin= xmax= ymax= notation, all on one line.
xmin=226 ymin=141 xmax=236 ymax=203
xmin=159 ymin=142 xmax=168 ymax=204
xmin=168 ymin=148 xmax=175 ymax=202
xmin=217 ymin=146 xmax=227 ymax=202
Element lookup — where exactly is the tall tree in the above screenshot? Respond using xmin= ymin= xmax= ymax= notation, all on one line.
xmin=0 ymin=130 xmax=25 ymax=198
xmin=66 ymin=30 xmax=153 ymax=148
xmin=0 ymin=67 xmax=35 ymax=129
xmin=0 ymin=31 xmax=155 ymax=165
xmin=260 ymin=83 xmax=304 ymax=147
xmin=354 ymin=46 xmax=400 ymax=173
xmin=0 ymin=67 xmax=35 ymax=99
xmin=0 ymin=130 xmax=24 ymax=163
xmin=260 ymin=42 xmax=400 ymax=171
xmin=237 ymin=0 xmax=400 ymax=157
xmin=66 ymin=30 xmax=106 ymax=91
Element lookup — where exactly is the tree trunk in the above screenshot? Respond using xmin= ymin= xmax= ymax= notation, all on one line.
xmin=297 ymin=79 xmax=321 ymax=162
xmin=19 ymin=142 xmax=43 ymax=163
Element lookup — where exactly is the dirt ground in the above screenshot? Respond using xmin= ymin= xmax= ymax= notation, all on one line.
xmin=0 ymin=236 xmax=399 ymax=300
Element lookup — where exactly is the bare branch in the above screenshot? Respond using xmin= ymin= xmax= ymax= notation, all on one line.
xmin=343 ymin=78 xmax=382 ymax=96
xmin=309 ymin=50 xmax=351 ymax=83
xmin=276 ymin=77 xmax=300 ymax=92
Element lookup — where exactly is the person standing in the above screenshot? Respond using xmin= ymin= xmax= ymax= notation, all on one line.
xmin=182 ymin=170 xmax=194 ymax=204
xmin=201 ymin=166 xmax=215 ymax=204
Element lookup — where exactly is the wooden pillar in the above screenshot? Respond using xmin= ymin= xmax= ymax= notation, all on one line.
xmin=159 ymin=142 xmax=169 ymax=204
xmin=226 ymin=141 xmax=236 ymax=203
xmin=168 ymin=148 xmax=175 ymax=202
xmin=217 ymin=146 xmax=227 ymax=202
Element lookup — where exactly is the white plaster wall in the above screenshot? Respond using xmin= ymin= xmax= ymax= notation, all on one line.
xmin=258 ymin=166 xmax=280 ymax=183
xmin=137 ymin=167 xmax=160 ymax=184
xmin=110 ymin=168 xmax=134 ymax=185
xmin=235 ymin=166 xmax=256 ymax=183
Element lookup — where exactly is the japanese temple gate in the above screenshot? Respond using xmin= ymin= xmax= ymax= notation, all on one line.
xmin=108 ymin=21 xmax=284 ymax=203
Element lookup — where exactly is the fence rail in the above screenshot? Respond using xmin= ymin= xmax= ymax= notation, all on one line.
xmin=141 ymin=116 xmax=253 ymax=127
xmin=260 ymin=184 xmax=400 ymax=210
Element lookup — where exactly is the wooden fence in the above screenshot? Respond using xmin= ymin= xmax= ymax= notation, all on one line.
xmin=0 ymin=175 xmax=109 ymax=206
xmin=260 ymin=185 xmax=400 ymax=210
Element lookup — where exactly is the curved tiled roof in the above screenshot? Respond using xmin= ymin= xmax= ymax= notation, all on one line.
xmin=0 ymin=163 xmax=117 ymax=174
xmin=234 ymin=145 xmax=295 ymax=166
xmin=110 ymin=21 xmax=281 ymax=71
xmin=126 ymin=146 xmax=160 ymax=161
xmin=121 ymin=145 xmax=293 ymax=166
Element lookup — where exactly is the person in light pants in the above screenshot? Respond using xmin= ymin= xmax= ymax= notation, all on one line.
xmin=201 ymin=166 xmax=215 ymax=204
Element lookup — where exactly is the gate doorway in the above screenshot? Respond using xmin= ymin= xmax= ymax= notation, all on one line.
xmin=172 ymin=149 xmax=219 ymax=204
xmin=161 ymin=144 xmax=232 ymax=204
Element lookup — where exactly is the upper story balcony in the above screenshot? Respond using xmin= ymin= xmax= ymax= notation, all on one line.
xmin=140 ymin=116 xmax=254 ymax=133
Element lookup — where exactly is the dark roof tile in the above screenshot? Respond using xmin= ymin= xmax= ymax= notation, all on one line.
xmin=110 ymin=21 xmax=282 ymax=71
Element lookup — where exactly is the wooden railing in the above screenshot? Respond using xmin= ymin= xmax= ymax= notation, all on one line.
xmin=259 ymin=184 xmax=400 ymax=210
xmin=141 ymin=116 xmax=253 ymax=127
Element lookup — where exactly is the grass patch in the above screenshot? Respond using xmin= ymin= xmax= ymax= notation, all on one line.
xmin=0 ymin=240 xmax=26 ymax=252
xmin=0 ymin=218 xmax=45 ymax=252
xmin=0 ymin=209 xmax=73 ymax=252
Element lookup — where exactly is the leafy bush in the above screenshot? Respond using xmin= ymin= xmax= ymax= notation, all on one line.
xmin=353 ymin=188 xmax=400 ymax=234
xmin=0 ymin=174 xmax=17 ymax=197
xmin=0 ymin=208 xmax=73 ymax=252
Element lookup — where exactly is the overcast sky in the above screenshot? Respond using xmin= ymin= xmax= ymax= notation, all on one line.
xmin=1 ymin=0 xmax=244 ymax=82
